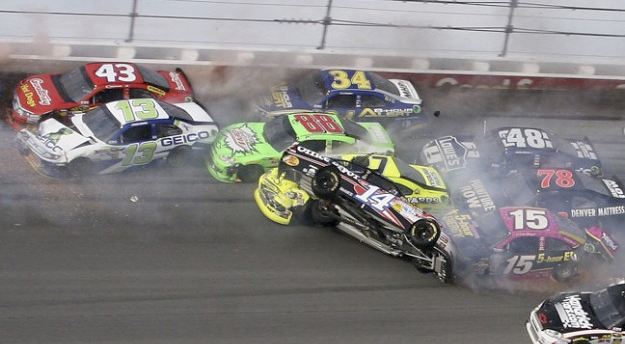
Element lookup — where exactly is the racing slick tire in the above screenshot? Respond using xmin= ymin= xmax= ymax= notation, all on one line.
xmin=553 ymin=260 xmax=579 ymax=282
xmin=407 ymin=218 xmax=441 ymax=249
xmin=166 ymin=146 xmax=193 ymax=168
xmin=237 ymin=164 xmax=264 ymax=183
xmin=67 ymin=158 xmax=94 ymax=178
xmin=311 ymin=166 xmax=340 ymax=199
xmin=306 ymin=199 xmax=338 ymax=227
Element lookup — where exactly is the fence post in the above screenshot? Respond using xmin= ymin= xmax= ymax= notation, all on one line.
xmin=126 ymin=0 xmax=139 ymax=43
xmin=500 ymin=0 xmax=518 ymax=57
xmin=317 ymin=0 xmax=333 ymax=50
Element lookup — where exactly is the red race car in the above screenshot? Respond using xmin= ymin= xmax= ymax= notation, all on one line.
xmin=8 ymin=62 xmax=194 ymax=129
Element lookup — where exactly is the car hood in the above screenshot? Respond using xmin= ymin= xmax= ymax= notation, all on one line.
xmin=535 ymin=292 xmax=602 ymax=332
xmin=15 ymin=74 xmax=70 ymax=116
xmin=19 ymin=118 xmax=91 ymax=162
xmin=211 ymin=122 xmax=280 ymax=163
xmin=254 ymin=82 xmax=314 ymax=114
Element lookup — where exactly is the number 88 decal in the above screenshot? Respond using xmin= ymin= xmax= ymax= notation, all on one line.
xmin=293 ymin=114 xmax=344 ymax=134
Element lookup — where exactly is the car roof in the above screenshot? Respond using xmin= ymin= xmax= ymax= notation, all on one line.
xmin=101 ymin=98 xmax=174 ymax=125
xmin=286 ymin=112 xmax=354 ymax=140
xmin=82 ymin=62 xmax=170 ymax=90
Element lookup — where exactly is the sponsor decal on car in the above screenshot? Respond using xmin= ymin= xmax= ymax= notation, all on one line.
xmin=555 ymin=295 xmax=593 ymax=329
xmin=459 ymin=179 xmax=496 ymax=212
xmin=161 ymin=131 xmax=211 ymax=146
xmin=36 ymin=127 xmax=74 ymax=152
xmin=168 ymin=72 xmax=187 ymax=91
xmin=442 ymin=210 xmax=478 ymax=238
xmin=604 ymin=179 xmax=625 ymax=198
xmin=435 ymin=136 xmax=468 ymax=170
xmin=223 ymin=124 xmax=260 ymax=154
xmin=30 ymin=78 xmax=52 ymax=105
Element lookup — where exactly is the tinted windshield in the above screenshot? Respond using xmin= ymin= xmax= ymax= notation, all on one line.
xmin=58 ymin=66 xmax=94 ymax=102
xmin=295 ymin=71 xmax=327 ymax=105
xmin=590 ymin=285 xmax=625 ymax=329
xmin=476 ymin=212 xmax=510 ymax=246
xmin=341 ymin=119 xmax=369 ymax=141
xmin=136 ymin=65 xmax=169 ymax=89
xmin=394 ymin=158 xmax=429 ymax=185
xmin=264 ymin=115 xmax=297 ymax=151
xmin=369 ymin=72 xmax=399 ymax=96
xmin=82 ymin=106 xmax=121 ymax=142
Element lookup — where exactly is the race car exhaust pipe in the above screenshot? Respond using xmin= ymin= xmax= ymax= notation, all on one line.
xmin=336 ymin=222 xmax=404 ymax=257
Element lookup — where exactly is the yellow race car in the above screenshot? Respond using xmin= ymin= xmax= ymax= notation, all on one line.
xmin=254 ymin=153 xmax=451 ymax=225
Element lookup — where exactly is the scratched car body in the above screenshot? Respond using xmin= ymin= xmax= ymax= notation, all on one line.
xmin=9 ymin=62 xmax=194 ymax=129
xmin=526 ymin=280 xmax=625 ymax=344
xmin=445 ymin=167 xmax=625 ymax=240
xmin=14 ymin=98 xmax=219 ymax=177
xmin=254 ymin=153 xmax=450 ymax=225
xmin=435 ymin=206 xmax=618 ymax=283
xmin=252 ymin=69 xmax=426 ymax=128
xmin=420 ymin=126 xmax=602 ymax=177
xmin=256 ymin=142 xmax=442 ymax=256
xmin=207 ymin=112 xmax=394 ymax=183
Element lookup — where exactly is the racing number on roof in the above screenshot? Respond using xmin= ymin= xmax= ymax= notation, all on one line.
xmin=500 ymin=128 xmax=553 ymax=149
xmin=115 ymin=99 xmax=160 ymax=122
xmin=94 ymin=63 xmax=137 ymax=82
xmin=293 ymin=114 xmax=344 ymax=134
xmin=508 ymin=208 xmax=549 ymax=230
xmin=537 ymin=169 xmax=575 ymax=188
xmin=328 ymin=70 xmax=372 ymax=90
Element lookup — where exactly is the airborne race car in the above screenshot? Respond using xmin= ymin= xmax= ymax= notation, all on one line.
xmin=256 ymin=142 xmax=443 ymax=265
xmin=8 ymin=62 xmax=194 ymax=129
xmin=255 ymin=144 xmax=619 ymax=284
xmin=527 ymin=280 xmax=625 ymax=344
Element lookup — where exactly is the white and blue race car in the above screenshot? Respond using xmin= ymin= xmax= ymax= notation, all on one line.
xmin=15 ymin=98 xmax=219 ymax=177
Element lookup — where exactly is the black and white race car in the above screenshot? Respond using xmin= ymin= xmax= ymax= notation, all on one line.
xmin=276 ymin=142 xmax=442 ymax=253
xmin=527 ymin=280 xmax=625 ymax=344
xmin=420 ymin=126 xmax=602 ymax=177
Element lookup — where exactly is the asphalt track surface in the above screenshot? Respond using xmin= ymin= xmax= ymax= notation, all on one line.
xmin=2 ymin=68 xmax=625 ymax=344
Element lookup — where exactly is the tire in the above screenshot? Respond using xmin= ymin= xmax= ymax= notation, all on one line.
xmin=311 ymin=166 xmax=340 ymax=199
xmin=237 ymin=164 xmax=264 ymax=183
xmin=553 ymin=261 xmax=579 ymax=282
xmin=307 ymin=200 xmax=338 ymax=226
xmin=406 ymin=218 xmax=441 ymax=248
xmin=166 ymin=146 xmax=192 ymax=168
xmin=67 ymin=158 xmax=94 ymax=178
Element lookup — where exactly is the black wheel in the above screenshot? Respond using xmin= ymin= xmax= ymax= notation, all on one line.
xmin=237 ymin=164 xmax=264 ymax=183
xmin=553 ymin=260 xmax=579 ymax=282
xmin=406 ymin=218 xmax=441 ymax=248
xmin=311 ymin=166 xmax=340 ymax=199
xmin=166 ymin=146 xmax=192 ymax=168
xmin=307 ymin=200 xmax=338 ymax=226
xmin=67 ymin=158 xmax=94 ymax=178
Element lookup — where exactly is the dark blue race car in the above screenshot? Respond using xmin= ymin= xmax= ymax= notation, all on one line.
xmin=420 ymin=126 xmax=602 ymax=177
xmin=252 ymin=69 xmax=431 ymax=129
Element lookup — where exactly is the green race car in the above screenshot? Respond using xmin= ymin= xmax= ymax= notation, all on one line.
xmin=207 ymin=112 xmax=395 ymax=183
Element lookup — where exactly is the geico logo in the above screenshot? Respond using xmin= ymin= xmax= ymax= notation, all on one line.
xmin=161 ymin=131 xmax=210 ymax=146
xmin=36 ymin=136 xmax=63 ymax=153
xmin=296 ymin=145 xmax=331 ymax=163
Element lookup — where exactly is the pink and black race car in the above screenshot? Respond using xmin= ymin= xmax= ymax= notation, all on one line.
xmin=8 ymin=62 xmax=194 ymax=129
